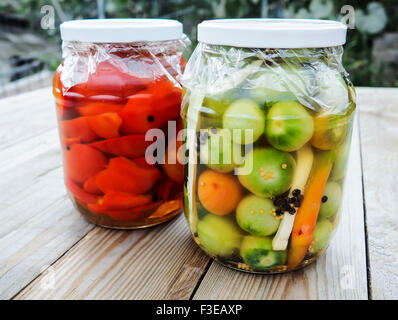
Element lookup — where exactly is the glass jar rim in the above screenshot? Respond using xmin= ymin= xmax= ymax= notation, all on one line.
xmin=60 ymin=18 xmax=183 ymax=43
xmin=198 ymin=18 xmax=347 ymax=49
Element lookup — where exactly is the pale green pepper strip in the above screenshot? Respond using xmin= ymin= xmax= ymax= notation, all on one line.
xmin=272 ymin=143 xmax=314 ymax=251
xmin=186 ymin=90 xmax=204 ymax=231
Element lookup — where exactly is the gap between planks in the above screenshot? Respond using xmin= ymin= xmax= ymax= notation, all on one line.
xmin=15 ymin=215 xmax=210 ymax=300
xmin=357 ymin=87 xmax=398 ymax=300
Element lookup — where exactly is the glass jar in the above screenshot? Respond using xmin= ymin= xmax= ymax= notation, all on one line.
xmin=182 ymin=19 xmax=356 ymax=273
xmin=53 ymin=19 xmax=188 ymax=228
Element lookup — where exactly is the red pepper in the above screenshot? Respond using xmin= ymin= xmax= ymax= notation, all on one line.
xmin=95 ymin=157 xmax=160 ymax=194
xmin=69 ymin=61 xmax=148 ymax=99
xmin=131 ymin=156 xmax=157 ymax=170
xmin=65 ymin=178 xmax=98 ymax=204
xmin=87 ymin=112 xmax=122 ymax=139
xmin=60 ymin=116 xmax=98 ymax=143
xmin=97 ymin=190 xmax=152 ymax=210
xmin=77 ymin=102 xmax=123 ymax=116
xmin=119 ymin=80 xmax=181 ymax=135
xmin=64 ymin=144 xmax=107 ymax=184
xmin=90 ymin=134 xmax=152 ymax=158
xmin=83 ymin=175 xmax=103 ymax=195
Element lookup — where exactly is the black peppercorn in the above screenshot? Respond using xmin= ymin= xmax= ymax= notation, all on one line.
xmin=292 ymin=189 xmax=301 ymax=197
xmin=294 ymin=201 xmax=301 ymax=208
xmin=273 ymin=198 xmax=284 ymax=206
xmin=322 ymin=195 xmax=328 ymax=203
xmin=288 ymin=197 xmax=296 ymax=204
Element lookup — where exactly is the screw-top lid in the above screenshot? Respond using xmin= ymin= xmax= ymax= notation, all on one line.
xmin=60 ymin=19 xmax=183 ymax=43
xmin=198 ymin=19 xmax=347 ymax=48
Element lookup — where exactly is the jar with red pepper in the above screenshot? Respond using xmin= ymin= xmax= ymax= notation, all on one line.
xmin=54 ymin=19 xmax=188 ymax=228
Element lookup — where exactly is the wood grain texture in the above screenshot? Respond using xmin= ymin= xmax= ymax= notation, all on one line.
xmin=0 ymin=88 xmax=93 ymax=299
xmin=357 ymin=87 xmax=398 ymax=300
xmin=15 ymin=215 xmax=210 ymax=300
xmin=4 ymin=86 xmax=396 ymax=300
xmin=193 ymin=117 xmax=368 ymax=300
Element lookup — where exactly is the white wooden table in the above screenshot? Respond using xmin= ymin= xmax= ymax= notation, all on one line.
xmin=0 ymin=87 xmax=397 ymax=300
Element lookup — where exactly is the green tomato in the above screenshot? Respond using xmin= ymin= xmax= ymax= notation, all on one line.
xmin=319 ymin=181 xmax=342 ymax=218
xmin=199 ymin=105 xmax=223 ymax=129
xmin=265 ymin=101 xmax=314 ymax=152
xmin=249 ymin=63 xmax=311 ymax=107
xmin=309 ymin=218 xmax=334 ymax=254
xmin=197 ymin=214 xmax=243 ymax=257
xmin=223 ymin=99 xmax=265 ymax=145
xmin=240 ymin=235 xmax=287 ymax=270
xmin=199 ymin=128 xmax=243 ymax=173
xmin=314 ymin=64 xmax=350 ymax=112
xmin=238 ymin=148 xmax=295 ymax=198
xmin=236 ymin=195 xmax=280 ymax=236
xmin=203 ymin=95 xmax=232 ymax=116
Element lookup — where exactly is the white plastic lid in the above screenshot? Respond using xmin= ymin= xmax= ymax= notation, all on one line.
xmin=198 ymin=19 xmax=347 ymax=48
xmin=60 ymin=19 xmax=183 ymax=43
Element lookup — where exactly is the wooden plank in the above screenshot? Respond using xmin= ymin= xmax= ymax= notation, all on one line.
xmin=0 ymin=88 xmax=93 ymax=299
xmin=193 ymin=117 xmax=368 ymax=300
xmin=357 ymin=87 xmax=398 ymax=300
xmin=15 ymin=214 xmax=210 ymax=300
xmin=0 ymin=87 xmax=56 ymax=149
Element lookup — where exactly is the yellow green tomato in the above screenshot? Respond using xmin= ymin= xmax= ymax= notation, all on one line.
xmin=309 ymin=218 xmax=334 ymax=254
xmin=311 ymin=113 xmax=348 ymax=150
xmin=238 ymin=148 xmax=295 ymax=198
xmin=236 ymin=195 xmax=280 ymax=236
xmin=223 ymin=99 xmax=265 ymax=145
xmin=319 ymin=181 xmax=342 ymax=218
xmin=240 ymin=235 xmax=286 ymax=270
xmin=265 ymin=101 xmax=314 ymax=152
xmin=197 ymin=214 xmax=243 ymax=257
xmin=199 ymin=128 xmax=243 ymax=173
xmin=331 ymin=141 xmax=351 ymax=181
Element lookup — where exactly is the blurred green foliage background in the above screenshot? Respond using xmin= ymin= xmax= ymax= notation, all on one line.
xmin=1 ymin=0 xmax=397 ymax=87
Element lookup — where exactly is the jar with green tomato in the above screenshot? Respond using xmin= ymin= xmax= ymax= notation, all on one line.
xmin=181 ymin=19 xmax=356 ymax=274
